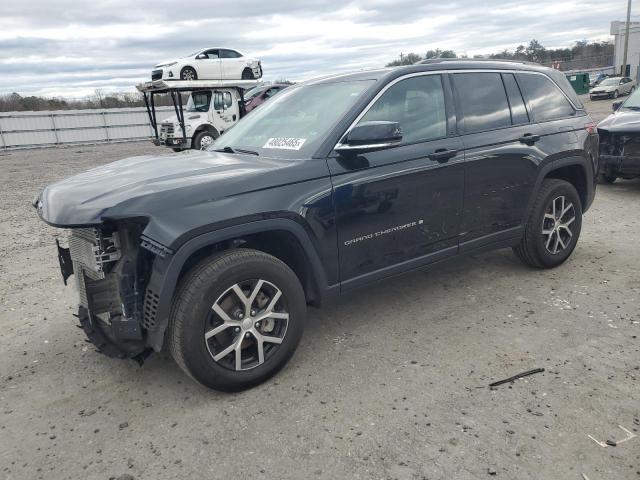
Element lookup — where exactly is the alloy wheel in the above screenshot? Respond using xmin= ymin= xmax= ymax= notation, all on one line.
xmin=542 ymin=195 xmax=576 ymax=255
xmin=205 ymin=279 xmax=289 ymax=371
xmin=182 ymin=69 xmax=196 ymax=80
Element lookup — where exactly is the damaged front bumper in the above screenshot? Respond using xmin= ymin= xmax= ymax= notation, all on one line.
xmin=56 ymin=224 xmax=153 ymax=361
xmin=599 ymin=130 xmax=640 ymax=177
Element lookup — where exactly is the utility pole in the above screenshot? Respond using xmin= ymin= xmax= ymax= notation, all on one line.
xmin=622 ymin=0 xmax=632 ymax=75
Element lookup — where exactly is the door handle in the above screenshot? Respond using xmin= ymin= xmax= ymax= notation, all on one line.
xmin=428 ymin=148 xmax=457 ymax=163
xmin=518 ymin=133 xmax=541 ymax=144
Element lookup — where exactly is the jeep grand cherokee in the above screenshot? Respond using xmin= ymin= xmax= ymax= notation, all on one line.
xmin=35 ymin=60 xmax=599 ymax=391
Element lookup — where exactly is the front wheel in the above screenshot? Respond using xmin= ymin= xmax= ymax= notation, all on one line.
xmin=513 ymin=179 xmax=582 ymax=269
xmin=180 ymin=67 xmax=197 ymax=81
xmin=193 ymin=130 xmax=217 ymax=150
xmin=612 ymin=90 xmax=619 ymax=99
xmin=168 ymin=249 xmax=306 ymax=391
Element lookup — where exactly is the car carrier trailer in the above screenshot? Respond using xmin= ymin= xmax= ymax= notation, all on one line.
xmin=136 ymin=79 xmax=260 ymax=150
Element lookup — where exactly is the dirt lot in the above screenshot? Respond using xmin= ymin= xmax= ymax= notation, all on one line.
xmin=1 ymin=96 xmax=639 ymax=480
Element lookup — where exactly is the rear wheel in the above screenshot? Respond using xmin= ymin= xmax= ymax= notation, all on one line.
xmin=168 ymin=249 xmax=306 ymax=391
xmin=181 ymin=67 xmax=197 ymax=81
xmin=242 ymin=68 xmax=254 ymax=80
xmin=513 ymin=179 xmax=582 ymax=269
xmin=193 ymin=130 xmax=218 ymax=150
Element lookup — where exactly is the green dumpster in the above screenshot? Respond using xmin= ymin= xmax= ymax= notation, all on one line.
xmin=565 ymin=73 xmax=590 ymax=95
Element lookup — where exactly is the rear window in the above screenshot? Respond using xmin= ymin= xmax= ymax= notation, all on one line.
xmin=452 ymin=73 xmax=511 ymax=133
xmin=518 ymin=73 xmax=575 ymax=122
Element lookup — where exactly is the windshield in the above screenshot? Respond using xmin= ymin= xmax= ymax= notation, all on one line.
xmin=186 ymin=91 xmax=211 ymax=112
xmin=599 ymin=78 xmax=621 ymax=86
xmin=243 ymin=86 xmax=264 ymax=101
xmin=621 ymin=87 xmax=640 ymax=109
xmin=209 ymin=79 xmax=374 ymax=157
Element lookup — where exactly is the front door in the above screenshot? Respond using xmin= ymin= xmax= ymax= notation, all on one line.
xmin=212 ymin=90 xmax=238 ymax=133
xmin=199 ymin=49 xmax=223 ymax=79
xmin=328 ymin=73 xmax=465 ymax=289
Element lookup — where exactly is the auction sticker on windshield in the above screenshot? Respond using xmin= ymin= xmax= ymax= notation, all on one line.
xmin=263 ymin=137 xmax=307 ymax=150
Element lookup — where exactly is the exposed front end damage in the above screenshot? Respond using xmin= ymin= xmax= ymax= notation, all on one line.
xmin=599 ymin=129 xmax=640 ymax=178
xmin=58 ymin=221 xmax=156 ymax=362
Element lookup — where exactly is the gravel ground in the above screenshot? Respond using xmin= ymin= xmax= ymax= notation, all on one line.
xmin=1 ymin=96 xmax=639 ymax=480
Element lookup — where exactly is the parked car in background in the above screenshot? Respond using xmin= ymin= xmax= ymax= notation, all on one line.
xmin=597 ymin=89 xmax=640 ymax=183
xmin=589 ymin=73 xmax=607 ymax=88
xmin=243 ymin=83 xmax=290 ymax=112
xmin=152 ymin=48 xmax=262 ymax=81
xmin=35 ymin=60 xmax=598 ymax=391
xmin=590 ymin=77 xmax=635 ymax=99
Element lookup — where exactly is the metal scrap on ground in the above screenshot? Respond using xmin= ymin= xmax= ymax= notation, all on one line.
xmin=488 ymin=368 xmax=545 ymax=388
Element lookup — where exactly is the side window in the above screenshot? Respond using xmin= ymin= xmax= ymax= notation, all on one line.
xmin=502 ymin=74 xmax=529 ymax=125
xmin=358 ymin=75 xmax=447 ymax=144
xmin=452 ymin=73 xmax=511 ymax=133
xmin=213 ymin=92 xmax=232 ymax=110
xmin=204 ymin=49 xmax=220 ymax=59
xmin=221 ymin=49 xmax=242 ymax=59
xmin=518 ymin=73 xmax=575 ymax=122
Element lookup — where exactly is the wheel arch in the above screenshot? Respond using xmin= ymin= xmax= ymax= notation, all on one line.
xmin=144 ymin=218 xmax=331 ymax=351
xmin=193 ymin=124 xmax=219 ymax=138
xmin=527 ymin=156 xmax=594 ymax=217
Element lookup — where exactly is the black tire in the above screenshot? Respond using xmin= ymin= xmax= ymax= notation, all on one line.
xmin=168 ymin=249 xmax=306 ymax=392
xmin=599 ymin=172 xmax=617 ymax=184
xmin=241 ymin=68 xmax=254 ymax=80
xmin=171 ymin=147 xmax=182 ymax=152
xmin=192 ymin=130 xmax=218 ymax=150
xmin=612 ymin=90 xmax=619 ymax=99
xmin=180 ymin=67 xmax=197 ymax=80
xmin=513 ymin=179 xmax=582 ymax=269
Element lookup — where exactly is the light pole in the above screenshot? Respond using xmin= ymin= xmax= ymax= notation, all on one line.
xmin=622 ymin=0 xmax=632 ymax=76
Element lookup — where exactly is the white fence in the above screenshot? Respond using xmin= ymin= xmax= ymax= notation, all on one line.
xmin=0 ymin=106 xmax=174 ymax=150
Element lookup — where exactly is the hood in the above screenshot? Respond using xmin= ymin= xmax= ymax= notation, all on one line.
xmin=36 ymin=150 xmax=308 ymax=227
xmin=153 ymin=59 xmax=178 ymax=69
xmin=591 ymin=85 xmax=615 ymax=92
xmin=598 ymin=109 xmax=640 ymax=133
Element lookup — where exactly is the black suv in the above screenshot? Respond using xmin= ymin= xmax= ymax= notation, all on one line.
xmin=35 ymin=60 xmax=598 ymax=391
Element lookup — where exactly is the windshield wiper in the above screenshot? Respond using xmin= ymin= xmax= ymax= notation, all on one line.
xmin=215 ymin=146 xmax=259 ymax=156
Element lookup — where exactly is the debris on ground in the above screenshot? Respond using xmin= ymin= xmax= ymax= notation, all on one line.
xmin=489 ymin=368 xmax=545 ymax=388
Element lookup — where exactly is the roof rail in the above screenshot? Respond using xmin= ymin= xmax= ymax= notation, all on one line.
xmin=415 ymin=58 xmax=541 ymax=66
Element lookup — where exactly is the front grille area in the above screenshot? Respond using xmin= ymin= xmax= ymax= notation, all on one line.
xmin=68 ymin=228 xmax=121 ymax=312
xmin=160 ymin=122 xmax=174 ymax=139
xmin=152 ymin=69 xmax=163 ymax=80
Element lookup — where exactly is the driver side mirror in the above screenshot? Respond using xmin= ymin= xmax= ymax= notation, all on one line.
xmin=196 ymin=53 xmax=207 ymax=60
xmin=335 ymin=121 xmax=402 ymax=153
xmin=613 ymin=101 xmax=623 ymax=112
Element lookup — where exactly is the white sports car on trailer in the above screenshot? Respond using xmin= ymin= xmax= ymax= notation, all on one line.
xmin=152 ymin=48 xmax=262 ymax=81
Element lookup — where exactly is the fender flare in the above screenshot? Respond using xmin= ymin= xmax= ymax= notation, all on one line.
xmin=144 ymin=218 xmax=330 ymax=351
xmin=524 ymin=155 xmax=593 ymax=219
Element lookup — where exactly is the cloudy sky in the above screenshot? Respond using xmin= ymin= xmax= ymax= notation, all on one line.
xmin=0 ymin=0 xmax=633 ymax=98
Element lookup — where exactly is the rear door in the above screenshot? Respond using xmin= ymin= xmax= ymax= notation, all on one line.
xmin=329 ymin=73 xmax=465 ymax=288
xmin=452 ymin=71 xmax=545 ymax=251
xmin=220 ymin=49 xmax=244 ymax=79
